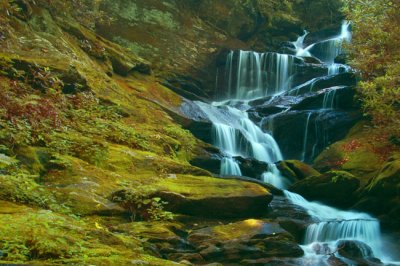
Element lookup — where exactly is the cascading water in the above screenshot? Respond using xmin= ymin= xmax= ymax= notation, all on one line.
xmin=293 ymin=21 xmax=352 ymax=64
xmin=284 ymin=190 xmax=387 ymax=263
xmin=196 ymin=101 xmax=283 ymax=176
xmin=322 ymin=88 xmax=338 ymax=109
xmin=197 ymin=20 xmax=398 ymax=264
xmin=223 ymin=50 xmax=296 ymax=99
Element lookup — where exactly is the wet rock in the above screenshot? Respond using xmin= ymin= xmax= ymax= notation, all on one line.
xmin=277 ymin=160 xmax=320 ymax=182
xmin=287 ymin=72 xmax=357 ymax=96
xmin=235 ymin=156 xmax=269 ymax=179
xmin=291 ymin=86 xmax=357 ymax=111
xmin=290 ymin=170 xmax=360 ymax=207
xmin=337 ymin=240 xmax=374 ymax=260
xmin=263 ymin=110 xmax=361 ymax=162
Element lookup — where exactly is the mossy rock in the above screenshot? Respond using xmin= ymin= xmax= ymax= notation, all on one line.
xmin=189 ymin=219 xmax=292 ymax=244
xmin=289 ymin=170 xmax=360 ymax=207
xmin=186 ymin=219 xmax=303 ymax=263
xmin=277 ymin=160 xmax=320 ymax=183
xmin=114 ymin=175 xmax=272 ymax=218
xmin=313 ymin=122 xmax=387 ymax=185
xmin=352 ymin=155 xmax=400 ymax=229
xmin=365 ymin=156 xmax=400 ymax=198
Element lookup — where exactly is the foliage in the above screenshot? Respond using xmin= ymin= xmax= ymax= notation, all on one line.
xmin=112 ymin=186 xmax=173 ymax=222
xmin=343 ymin=0 xmax=400 ymax=137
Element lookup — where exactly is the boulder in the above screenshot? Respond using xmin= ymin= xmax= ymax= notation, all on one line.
xmin=289 ymin=171 xmax=360 ymax=207
xmin=114 ymin=175 xmax=273 ymax=218
xmin=353 ymin=155 xmax=400 ymax=229
xmin=313 ymin=122 xmax=386 ymax=184
xmin=364 ymin=156 xmax=400 ymax=198
xmin=187 ymin=219 xmax=303 ymax=263
xmin=337 ymin=240 xmax=374 ymax=260
xmin=277 ymin=160 xmax=320 ymax=183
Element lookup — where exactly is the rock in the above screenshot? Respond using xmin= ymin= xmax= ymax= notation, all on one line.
xmin=187 ymin=219 xmax=302 ymax=263
xmin=287 ymin=72 xmax=357 ymax=96
xmin=264 ymin=110 xmax=361 ymax=162
xmin=168 ymin=253 xmax=204 ymax=263
xmin=353 ymin=155 xmax=400 ymax=229
xmin=337 ymin=240 xmax=374 ymax=260
xmin=114 ymin=175 xmax=273 ymax=218
xmin=289 ymin=170 xmax=360 ymax=207
xmin=241 ymin=258 xmax=298 ymax=265
xmin=268 ymin=195 xmax=314 ymax=222
xmin=313 ymin=122 xmax=385 ymax=183
xmin=277 ymin=160 xmax=320 ymax=182
xmin=291 ymin=86 xmax=357 ymax=111
xmin=364 ymin=156 xmax=400 ymax=198
xmin=234 ymin=156 xmax=269 ymax=179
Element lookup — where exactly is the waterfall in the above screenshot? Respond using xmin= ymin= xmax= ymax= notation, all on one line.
xmin=284 ymin=191 xmax=383 ymax=258
xmin=322 ymin=89 xmax=337 ymax=109
xmin=186 ymin=19 xmax=400 ymax=265
xmin=196 ymin=20 xmax=398 ymax=264
xmin=328 ymin=63 xmax=351 ymax=75
xmin=220 ymin=157 xmax=241 ymax=176
xmin=224 ymin=51 xmax=296 ymax=100
xmin=293 ymin=21 xmax=351 ymax=65
xmin=301 ymin=112 xmax=312 ymax=161
xmin=292 ymin=30 xmax=314 ymax=57
xmin=262 ymin=164 xmax=291 ymax=189
xmin=196 ymin=101 xmax=282 ymax=176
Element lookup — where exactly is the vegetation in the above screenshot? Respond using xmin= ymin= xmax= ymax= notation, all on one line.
xmin=344 ymin=0 xmax=400 ymax=138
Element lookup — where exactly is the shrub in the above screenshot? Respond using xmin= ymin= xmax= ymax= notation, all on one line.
xmin=343 ymin=0 xmax=400 ymax=137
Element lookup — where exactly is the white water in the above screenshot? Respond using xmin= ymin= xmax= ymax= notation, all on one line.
xmin=322 ymin=89 xmax=337 ymax=109
xmin=262 ymin=164 xmax=291 ymax=189
xmin=294 ymin=21 xmax=352 ymax=74
xmin=282 ymin=190 xmax=397 ymax=264
xmin=196 ymin=101 xmax=283 ymax=176
xmin=301 ymin=112 xmax=313 ymax=161
xmin=292 ymin=30 xmax=314 ymax=57
xmin=224 ymin=51 xmax=296 ymax=99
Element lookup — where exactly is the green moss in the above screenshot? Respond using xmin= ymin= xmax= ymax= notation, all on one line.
xmin=0 ymin=202 xmax=176 ymax=265
xmin=154 ymin=175 xmax=269 ymax=200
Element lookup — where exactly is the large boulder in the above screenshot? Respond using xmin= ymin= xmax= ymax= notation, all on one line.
xmin=187 ymin=219 xmax=303 ymax=263
xmin=289 ymin=171 xmax=360 ymax=207
xmin=353 ymin=155 xmax=400 ymax=229
xmin=114 ymin=175 xmax=273 ymax=218
xmin=313 ymin=122 xmax=386 ymax=184
xmin=336 ymin=240 xmax=381 ymax=265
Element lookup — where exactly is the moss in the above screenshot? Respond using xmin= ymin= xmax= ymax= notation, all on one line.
xmin=154 ymin=175 xmax=270 ymax=200
xmin=209 ymin=219 xmax=291 ymax=242
xmin=0 ymin=202 xmax=176 ymax=265
xmin=314 ymin=122 xmax=390 ymax=185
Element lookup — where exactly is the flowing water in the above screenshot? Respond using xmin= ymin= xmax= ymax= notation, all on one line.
xmin=196 ymin=21 xmax=398 ymax=264
xmin=224 ymin=50 xmax=296 ymax=99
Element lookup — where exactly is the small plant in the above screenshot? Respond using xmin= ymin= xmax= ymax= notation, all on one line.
xmin=112 ymin=186 xmax=173 ymax=222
